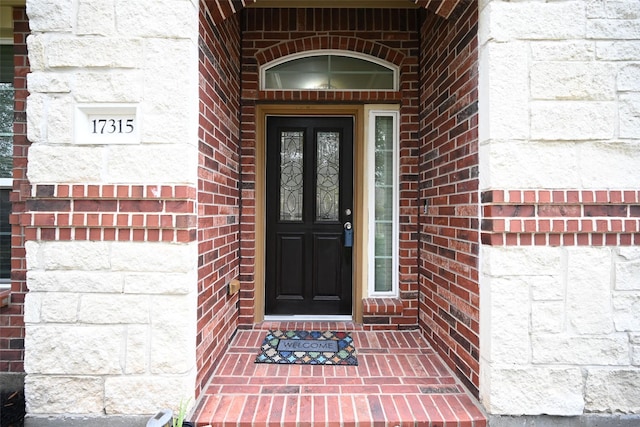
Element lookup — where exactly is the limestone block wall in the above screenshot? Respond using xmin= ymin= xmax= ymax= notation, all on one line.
xmin=479 ymin=0 xmax=640 ymax=416
xmin=23 ymin=0 xmax=200 ymax=418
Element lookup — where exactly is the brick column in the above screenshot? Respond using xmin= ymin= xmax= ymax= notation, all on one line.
xmin=0 ymin=5 xmax=29 ymax=376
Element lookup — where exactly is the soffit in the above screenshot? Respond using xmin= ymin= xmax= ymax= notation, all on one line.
xmin=214 ymin=0 xmax=462 ymax=20
xmin=0 ymin=0 xmax=25 ymax=6
xmin=248 ymin=1 xmax=419 ymax=8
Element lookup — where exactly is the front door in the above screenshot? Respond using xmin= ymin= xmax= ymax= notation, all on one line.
xmin=265 ymin=116 xmax=353 ymax=315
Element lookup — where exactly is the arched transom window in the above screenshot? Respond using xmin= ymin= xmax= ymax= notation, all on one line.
xmin=261 ymin=51 xmax=398 ymax=91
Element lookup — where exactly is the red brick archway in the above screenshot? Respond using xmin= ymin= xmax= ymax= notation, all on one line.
xmin=205 ymin=0 xmax=463 ymax=24
xmin=254 ymin=35 xmax=406 ymax=69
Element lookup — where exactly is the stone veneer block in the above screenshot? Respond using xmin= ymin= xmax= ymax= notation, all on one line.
xmin=631 ymin=334 xmax=640 ymax=366
xmin=483 ymin=1 xmax=586 ymax=42
xmin=27 ymin=271 xmax=125 ymax=293
xmin=481 ymin=140 xmax=582 ymax=189
xmin=483 ymin=367 xmax=584 ymax=415
xmin=585 ymin=369 xmax=640 ymax=413
xmin=104 ymin=375 xmax=195 ymax=415
xmin=124 ymin=325 xmax=149 ymax=375
xmin=619 ymin=94 xmax=640 ymax=138
xmin=46 ymin=37 xmax=143 ymax=69
xmin=483 ymin=276 xmax=530 ymax=364
xmin=530 ymin=62 xmax=616 ymax=101
xmin=78 ymin=294 xmax=151 ymax=324
xmin=25 ymin=325 xmax=123 ymax=375
xmin=596 ymin=40 xmax=640 ymax=61
xmin=579 ymin=141 xmax=640 ymax=188
xmin=530 ymin=40 xmax=596 ymax=61
xmin=531 ymin=334 xmax=630 ymax=365
xmin=106 ymin=145 xmax=197 ymax=183
xmin=40 ymin=293 xmax=80 ymax=323
xmin=479 ymin=42 xmax=529 ymax=141
xmin=613 ymin=293 xmax=640 ymax=331
xmin=531 ymin=101 xmax=616 ymax=140
xmin=76 ymin=0 xmax=116 ymax=36
xmin=531 ymin=301 xmax=564 ymax=333
xmin=616 ymin=248 xmax=640 ymax=291
xmin=26 ymin=0 xmax=73 ymax=32
xmin=618 ymin=63 xmax=640 ymax=91
xmin=25 ymin=93 xmax=45 ymax=143
xmin=123 ymin=272 xmax=194 ymax=295
xmin=109 ymin=242 xmax=196 ymax=273
xmin=27 ymin=72 xmax=71 ymax=93
xmin=74 ymin=71 xmax=144 ymax=103
xmin=33 ymin=241 xmax=111 ymax=271
xmin=482 ymin=246 xmax=562 ymax=277
xmin=25 ymin=376 xmax=104 ymax=414
xmin=566 ymin=247 xmax=614 ymax=334
xmin=27 ymin=145 xmax=104 ymax=182
xmin=116 ymin=0 xmax=197 ymax=38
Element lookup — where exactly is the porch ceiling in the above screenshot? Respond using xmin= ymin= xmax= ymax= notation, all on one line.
xmin=207 ymin=0 xmax=462 ymax=23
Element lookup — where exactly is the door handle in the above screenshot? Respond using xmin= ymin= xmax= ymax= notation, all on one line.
xmin=344 ymin=222 xmax=353 ymax=247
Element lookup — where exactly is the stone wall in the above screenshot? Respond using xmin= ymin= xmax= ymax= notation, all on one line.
xmin=22 ymin=0 xmax=200 ymax=419
xmin=479 ymin=0 xmax=640 ymax=415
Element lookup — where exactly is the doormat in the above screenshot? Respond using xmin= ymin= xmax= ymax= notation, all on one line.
xmin=254 ymin=330 xmax=358 ymax=365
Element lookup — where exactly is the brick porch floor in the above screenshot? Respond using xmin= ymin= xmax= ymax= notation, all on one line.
xmin=192 ymin=322 xmax=487 ymax=426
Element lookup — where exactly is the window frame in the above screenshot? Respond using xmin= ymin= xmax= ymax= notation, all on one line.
xmin=0 ymin=179 xmax=11 ymax=289
xmin=260 ymin=50 xmax=399 ymax=91
xmin=0 ymin=37 xmax=13 ymax=290
xmin=366 ymin=108 xmax=399 ymax=297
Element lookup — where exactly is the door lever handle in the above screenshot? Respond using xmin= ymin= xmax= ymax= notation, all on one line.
xmin=343 ymin=222 xmax=353 ymax=247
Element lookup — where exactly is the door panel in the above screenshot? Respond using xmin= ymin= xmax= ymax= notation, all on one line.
xmin=313 ymin=233 xmax=342 ymax=298
xmin=276 ymin=233 xmax=305 ymax=298
xmin=266 ymin=116 xmax=353 ymax=315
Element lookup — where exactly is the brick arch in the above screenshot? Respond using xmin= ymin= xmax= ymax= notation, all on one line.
xmin=205 ymin=0 xmax=462 ymax=26
xmin=255 ymin=36 xmax=406 ymax=70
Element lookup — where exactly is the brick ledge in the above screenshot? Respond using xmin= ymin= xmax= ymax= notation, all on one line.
xmin=362 ymin=297 xmax=404 ymax=316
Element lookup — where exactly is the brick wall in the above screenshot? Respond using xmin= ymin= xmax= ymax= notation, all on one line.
xmin=239 ymin=8 xmax=421 ymax=328
xmin=196 ymin=2 xmax=242 ymax=394
xmin=0 ymin=6 xmax=29 ymax=374
xmin=418 ymin=2 xmax=480 ymax=395
xmin=482 ymin=189 xmax=640 ymax=246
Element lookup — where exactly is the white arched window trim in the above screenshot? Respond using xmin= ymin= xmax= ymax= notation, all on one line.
xmin=260 ymin=50 xmax=399 ymax=91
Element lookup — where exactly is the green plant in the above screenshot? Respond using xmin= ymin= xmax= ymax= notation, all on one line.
xmin=172 ymin=398 xmax=191 ymax=427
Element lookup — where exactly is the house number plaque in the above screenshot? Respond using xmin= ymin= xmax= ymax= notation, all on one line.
xmin=75 ymin=104 xmax=140 ymax=144
xmin=90 ymin=117 xmax=135 ymax=135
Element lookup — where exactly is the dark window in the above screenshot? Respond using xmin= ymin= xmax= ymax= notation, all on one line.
xmin=0 ymin=188 xmax=9 ymax=280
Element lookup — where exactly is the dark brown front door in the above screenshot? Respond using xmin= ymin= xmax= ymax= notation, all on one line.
xmin=265 ymin=116 xmax=353 ymax=315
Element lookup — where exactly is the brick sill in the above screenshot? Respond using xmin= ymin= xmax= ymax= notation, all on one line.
xmin=362 ymin=297 xmax=404 ymax=316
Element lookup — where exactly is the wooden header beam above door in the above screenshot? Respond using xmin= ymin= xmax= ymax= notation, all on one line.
xmin=206 ymin=0 xmax=463 ymax=24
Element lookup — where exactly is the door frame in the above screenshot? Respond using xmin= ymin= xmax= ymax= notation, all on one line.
xmin=254 ymin=104 xmax=365 ymax=323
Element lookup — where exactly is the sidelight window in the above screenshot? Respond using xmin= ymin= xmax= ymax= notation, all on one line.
xmin=367 ymin=109 xmax=398 ymax=296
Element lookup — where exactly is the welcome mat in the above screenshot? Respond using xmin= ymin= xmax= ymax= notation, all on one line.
xmin=254 ymin=330 xmax=358 ymax=365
